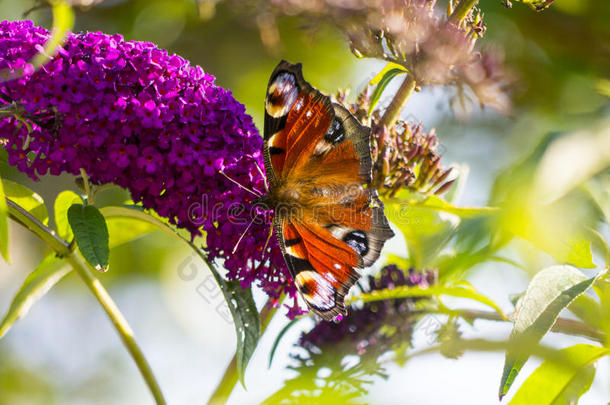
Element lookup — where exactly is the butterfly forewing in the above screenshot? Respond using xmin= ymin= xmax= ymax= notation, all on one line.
xmin=263 ymin=60 xmax=394 ymax=321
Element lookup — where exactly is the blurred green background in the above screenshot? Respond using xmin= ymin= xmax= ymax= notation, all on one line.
xmin=0 ymin=0 xmax=609 ymax=404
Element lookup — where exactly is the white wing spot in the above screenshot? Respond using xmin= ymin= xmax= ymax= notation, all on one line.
xmin=295 ymin=271 xmax=335 ymax=311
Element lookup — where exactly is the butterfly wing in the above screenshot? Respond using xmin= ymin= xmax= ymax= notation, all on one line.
xmin=263 ymin=60 xmax=334 ymax=184
xmin=264 ymin=61 xmax=394 ymax=321
xmin=275 ymin=213 xmax=393 ymax=320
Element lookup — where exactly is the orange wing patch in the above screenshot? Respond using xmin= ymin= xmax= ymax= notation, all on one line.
xmin=281 ymin=219 xmax=360 ymax=318
xmin=283 ymin=92 xmax=332 ymax=174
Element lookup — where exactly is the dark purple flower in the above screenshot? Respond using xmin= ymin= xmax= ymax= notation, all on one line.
xmin=0 ymin=20 xmax=299 ymax=316
xmin=299 ymin=265 xmax=437 ymax=354
xmin=275 ymin=265 xmax=437 ymax=403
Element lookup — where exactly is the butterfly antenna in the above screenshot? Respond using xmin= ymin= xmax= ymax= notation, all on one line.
xmin=232 ymin=216 xmax=258 ymax=254
xmin=262 ymin=224 xmax=274 ymax=253
xmin=219 ymin=171 xmax=261 ymax=197
xmin=253 ymin=160 xmax=269 ymax=192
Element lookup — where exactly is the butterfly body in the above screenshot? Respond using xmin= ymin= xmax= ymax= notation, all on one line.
xmin=262 ymin=61 xmax=394 ymax=321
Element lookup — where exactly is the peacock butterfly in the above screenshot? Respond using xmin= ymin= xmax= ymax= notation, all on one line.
xmin=257 ymin=60 xmax=394 ymax=321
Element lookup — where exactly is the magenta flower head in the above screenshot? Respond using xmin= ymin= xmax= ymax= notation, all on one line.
xmin=0 ymin=20 xmax=299 ymax=315
xmin=272 ymin=265 xmax=437 ymax=402
xmin=299 ymin=265 xmax=437 ymax=355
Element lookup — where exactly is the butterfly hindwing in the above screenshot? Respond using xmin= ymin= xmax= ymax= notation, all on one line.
xmin=276 ymin=210 xmax=393 ymax=320
xmin=275 ymin=218 xmax=359 ymax=320
xmin=264 ymin=60 xmax=394 ymax=321
xmin=325 ymin=203 xmax=395 ymax=268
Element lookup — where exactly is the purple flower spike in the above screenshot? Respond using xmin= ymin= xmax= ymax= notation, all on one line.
xmin=299 ymin=265 xmax=437 ymax=352
xmin=0 ymin=20 xmax=299 ymax=315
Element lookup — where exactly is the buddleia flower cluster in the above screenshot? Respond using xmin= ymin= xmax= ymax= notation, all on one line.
xmin=272 ymin=0 xmax=510 ymax=114
xmin=264 ymin=265 xmax=437 ymax=404
xmin=334 ymin=89 xmax=454 ymax=198
xmin=0 ymin=20 xmax=304 ymax=317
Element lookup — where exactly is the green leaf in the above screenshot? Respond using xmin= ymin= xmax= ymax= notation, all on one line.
xmin=408 ymin=195 xmax=499 ymax=218
xmin=268 ymin=317 xmax=302 ymax=368
xmin=550 ymin=364 xmax=595 ymax=405
xmin=0 ymin=176 xmax=9 ymax=262
xmin=100 ymin=205 xmax=183 ymax=248
xmin=100 ymin=205 xmax=181 ymax=239
xmin=352 ymin=284 xmax=505 ymax=318
xmin=369 ymin=62 xmax=408 ymax=85
xmin=498 ymin=200 xmax=595 ymax=268
xmin=53 ymin=190 xmax=83 ymax=240
xmin=596 ymin=280 xmax=610 ymax=341
xmin=499 ymin=265 xmax=599 ymax=399
xmin=0 ymin=254 xmax=70 ymax=339
xmin=567 ymin=293 xmax=601 ymax=329
xmin=491 ymin=131 xmax=596 ymax=269
xmin=384 ymin=193 xmax=458 ymax=268
xmin=585 ymin=175 xmax=610 ymax=223
xmin=597 ymin=78 xmax=610 ymax=98
xmin=368 ymin=66 xmax=408 ymax=114
xmin=207 ymin=263 xmax=260 ymax=386
xmin=509 ymin=344 xmax=608 ymax=405
xmin=67 ymin=204 xmax=109 ymax=272
xmin=1 ymin=179 xmax=48 ymax=225
xmin=106 ymin=217 xmax=158 ymax=248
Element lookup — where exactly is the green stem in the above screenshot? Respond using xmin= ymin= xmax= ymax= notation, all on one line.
xmin=376 ymin=74 xmax=416 ymax=130
xmin=208 ymin=355 xmax=238 ymax=405
xmin=449 ymin=0 xmax=479 ymax=24
xmin=207 ymin=296 xmax=281 ymax=405
xmin=6 ymin=198 xmax=71 ymax=255
xmin=429 ymin=308 xmax=605 ymax=344
xmin=80 ymin=168 xmax=93 ymax=205
xmin=6 ymin=198 xmax=167 ymax=405
xmin=66 ymin=253 xmax=167 ymax=405
xmin=393 ymin=337 xmax=586 ymax=367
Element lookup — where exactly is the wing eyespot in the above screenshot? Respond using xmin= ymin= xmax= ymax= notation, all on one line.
xmin=265 ymin=72 xmax=298 ymax=118
xmin=313 ymin=117 xmax=346 ymax=157
xmin=343 ymin=230 xmax=369 ymax=256
xmin=324 ymin=118 xmax=346 ymax=144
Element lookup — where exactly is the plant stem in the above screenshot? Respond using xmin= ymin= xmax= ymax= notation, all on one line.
xmin=6 ymin=198 xmax=71 ymax=255
xmin=6 ymin=198 xmax=167 ymax=405
xmin=437 ymin=308 xmax=605 ymax=343
xmin=66 ymin=253 xmax=167 ymax=405
xmin=208 ymin=355 xmax=238 ymax=405
xmin=449 ymin=0 xmax=479 ymax=24
xmin=207 ymin=296 xmax=281 ymax=405
xmin=395 ymin=338 xmax=588 ymax=367
xmin=377 ymin=74 xmax=416 ymax=130
xmin=80 ymin=168 xmax=93 ymax=204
